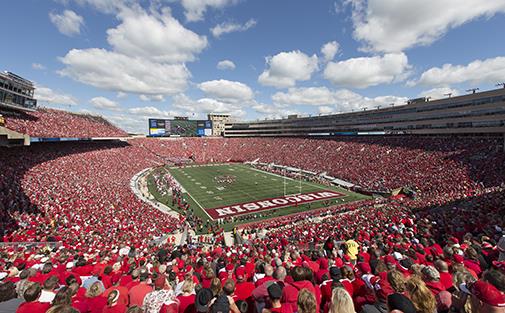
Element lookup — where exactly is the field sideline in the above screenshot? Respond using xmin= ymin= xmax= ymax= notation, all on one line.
xmin=147 ymin=163 xmax=370 ymax=231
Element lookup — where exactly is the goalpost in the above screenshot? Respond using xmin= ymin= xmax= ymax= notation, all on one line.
xmin=283 ymin=168 xmax=303 ymax=197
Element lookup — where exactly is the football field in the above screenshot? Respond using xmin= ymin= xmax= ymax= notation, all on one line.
xmin=148 ymin=163 xmax=369 ymax=229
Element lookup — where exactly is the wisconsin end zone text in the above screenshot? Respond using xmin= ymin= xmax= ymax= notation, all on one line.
xmin=205 ymin=190 xmax=344 ymax=219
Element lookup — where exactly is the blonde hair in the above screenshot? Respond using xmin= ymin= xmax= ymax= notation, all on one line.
xmin=182 ymin=278 xmax=195 ymax=294
xmin=405 ymin=276 xmax=436 ymax=313
xmin=387 ymin=270 xmax=406 ymax=293
xmin=329 ymin=287 xmax=355 ymax=313
xmin=85 ymin=281 xmax=104 ymax=298
xmin=297 ymin=289 xmax=316 ymax=313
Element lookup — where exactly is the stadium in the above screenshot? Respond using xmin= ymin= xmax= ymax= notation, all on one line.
xmin=1 ymin=2 xmax=505 ymax=313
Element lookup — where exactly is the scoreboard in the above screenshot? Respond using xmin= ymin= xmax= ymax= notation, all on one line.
xmin=149 ymin=119 xmax=212 ymax=137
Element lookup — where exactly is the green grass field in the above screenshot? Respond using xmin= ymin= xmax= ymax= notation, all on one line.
xmin=147 ymin=163 xmax=369 ymax=231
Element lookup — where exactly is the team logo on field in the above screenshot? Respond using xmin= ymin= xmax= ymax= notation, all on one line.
xmin=214 ymin=175 xmax=236 ymax=184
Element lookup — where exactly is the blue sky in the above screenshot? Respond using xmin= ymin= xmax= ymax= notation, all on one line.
xmin=2 ymin=0 xmax=505 ymax=133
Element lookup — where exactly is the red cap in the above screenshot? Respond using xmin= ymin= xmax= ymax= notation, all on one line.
xmin=471 ymin=280 xmax=505 ymax=307
xmin=357 ymin=262 xmax=371 ymax=274
xmin=236 ymin=267 xmax=245 ymax=280
xmin=384 ymin=255 xmax=396 ymax=264
xmin=453 ymin=254 xmax=464 ymax=264
xmin=225 ymin=263 xmax=234 ymax=272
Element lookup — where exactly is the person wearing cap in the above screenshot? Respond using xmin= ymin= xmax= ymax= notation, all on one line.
xmin=195 ymin=288 xmax=213 ymax=313
xmin=234 ymin=267 xmax=255 ymax=302
xmin=128 ymin=270 xmax=152 ymax=307
xmin=421 ymin=265 xmax=445 ymax=295
xmin=461 ymin=279 xmax=505 ymax=312
xmin=387 ymin=293 xmax=416 ymax=313
xmin=262 ymin=283 xmax=292 ymax=313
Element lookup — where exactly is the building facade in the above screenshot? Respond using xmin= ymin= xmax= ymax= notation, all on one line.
xmin=208 ymin=113 xmax=231 ymax=136
xmin=0 ymin=72 xmax=37 ymax=111
xmin=224 ymin=88 xmax=505 ymax=137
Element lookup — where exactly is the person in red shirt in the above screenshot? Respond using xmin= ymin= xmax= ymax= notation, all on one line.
xmin=102 ymin=290 xmax=126 ymax=313
xmin=234 ymin=268 xmax=255 ymax=302
xmin=103 ymin=274 xmax=129 ymax=306
xmin=16 ymin=283 xmax=51 ymax=313
xmin=128 ymin=271 xmax=152 ymax=307
xmin=176 ymin=278 xmax=196 ymax=313
xmin=434 ymin=260 xmax=454 ymax=290
xmin=84 ymin=281 xmax=107 ymax=313
xmin=256 ymin=265 xmax=275 ymax=287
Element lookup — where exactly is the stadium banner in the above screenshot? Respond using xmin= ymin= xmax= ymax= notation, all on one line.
xmin=205 ymin=190 xmax=345 ymax=219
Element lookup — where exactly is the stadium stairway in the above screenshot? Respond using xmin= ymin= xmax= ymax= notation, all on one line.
xmin=224 ymin=231 xmax=235 ymax=247
xmin=0 ymin=126 xmax=30 ymax=146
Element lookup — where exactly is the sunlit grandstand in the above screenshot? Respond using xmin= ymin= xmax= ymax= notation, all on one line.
xmin=2 ymin=1 xmax=505 ymax=313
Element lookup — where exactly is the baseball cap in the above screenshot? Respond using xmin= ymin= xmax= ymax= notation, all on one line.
xmin=471 ymin=280 xmax=505 ymax=307
xmin=196 ymin=288 xmax=213 ymax=313
xmin=267 ymin=283 xmax=282 ymax=299
xmin=211 ymin=295 xmax=230 ymax=313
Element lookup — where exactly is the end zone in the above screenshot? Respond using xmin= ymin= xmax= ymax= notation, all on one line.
xmin=205 ymin=190 xmax=344 ymax=219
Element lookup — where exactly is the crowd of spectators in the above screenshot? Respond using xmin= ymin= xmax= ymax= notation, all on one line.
xmin=2 ymin=108 xmax=128 ymax=138
xmin=0 ymin=135 xmax=504 ymax=312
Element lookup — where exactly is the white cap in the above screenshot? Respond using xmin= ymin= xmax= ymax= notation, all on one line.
xmin=66 ymin=262 xmax=74 ymax=269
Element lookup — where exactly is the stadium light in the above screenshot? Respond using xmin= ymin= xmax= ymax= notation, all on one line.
xmin=444 ymin=93 xmax=452 ymax=98
xmin=496 ymin=83 xmax=505 ymax=89
xmin=466 ymin=88 xmax=479 ymax=94
xmin=390 ymin=103 xmax=395 ymax=107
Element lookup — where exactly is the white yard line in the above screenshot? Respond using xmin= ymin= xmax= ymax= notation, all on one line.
xmin=168 ymin=170 xmax=214 ymax=220
xmin=243 ymin=164 xmax=332 ymax=192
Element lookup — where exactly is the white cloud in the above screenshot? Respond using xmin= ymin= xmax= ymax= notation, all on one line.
xmin=73 ymin=0 xmax=131 ymax=14
xmin=139 ymin=94 xmax=165 ymax=102
xmin=210 ymin=19 xmax=257 ymax=38
xmin=59 ymin=48 xmax=190 ymax=95
xmin=258 ymin=51 xmax=319 ymax=88
xmin=89 ymin=96 xmax=121 ymax=111
xmin=321 ymin=41 xmax=340 ymax=62
xmin=32 ymin=63 xmax=46 ymax=70
xmin=172 ymin=94 xmax=246 ymax=117
xmin=272 ymin=87 xmax=408 ymax=112
xmin=198 ymin=79 xmax=253 ymax=102
xmin=181 ymin=0 xmax=238 ymax=22
xmin=217 ymin=60 xmax=236 ymax=70
xmin=128 ymin=106 xmax=177 ymax=118
xmin=348 ymin=0 xmax=505 ymax=52
xmin=414 ymin=56 xmax=505 ymax=86
xmin=35 ymin=85 xmax=79 ymax=106
xmin=116 ymin=91 xmax=127 ymax=98
xmin=251 ymin=103 xmax=301 ymax=119
xmin=418 ymin=87 xmax=460 ymax=100
xmin=318 ymin=106 xmax=334 ymax=114
xmin=49 ymin=10 xmax=84 ymax=36
xmin=106 ymin=7 xmax=207 ymax=64
xmin=323 ymin=53 xmax=409 ymax=88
